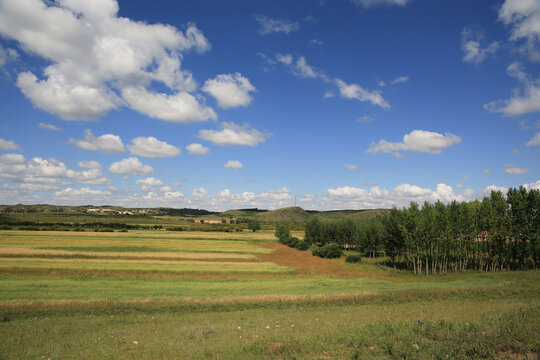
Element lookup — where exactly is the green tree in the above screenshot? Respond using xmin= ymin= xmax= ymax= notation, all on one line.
xmin=248 ymin=221 xmax=261 ymax=232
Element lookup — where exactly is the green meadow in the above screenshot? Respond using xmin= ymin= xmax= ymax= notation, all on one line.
xmin=0 ymin=229 xmax=538 ymax=359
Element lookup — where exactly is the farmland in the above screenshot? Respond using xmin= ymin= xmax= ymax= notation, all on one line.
xmin=0 ymin=226 xmax=539 ymax=359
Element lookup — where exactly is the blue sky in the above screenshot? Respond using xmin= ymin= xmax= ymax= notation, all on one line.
xmin=0 ymin=0 xmax=539 ymax=210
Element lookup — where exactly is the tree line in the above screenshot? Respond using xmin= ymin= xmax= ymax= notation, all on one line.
xmin=303 ymin=187 xmax=539 ymax=274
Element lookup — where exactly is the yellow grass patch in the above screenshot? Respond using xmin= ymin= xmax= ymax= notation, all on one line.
xmin=0 ymin=257 xmax=277 ymax=267
xmin=0 ymin=247 xmax=256 ymax=260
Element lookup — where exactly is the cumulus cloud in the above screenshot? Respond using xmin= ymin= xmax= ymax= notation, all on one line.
xmin=198 ymin=122 xmax=267 ymax=146
xmin=186 ymin=143 xmax=210 ymax=155
xmin=484 ymin=82 xmax=540 ymax=116
xmin=322 ymin=183 xmax=472 ymax=209
xmin=0 ymin=153 xmax=26 ymax=179
xmin=68 ymin=129 xmax=124 ymax=154
xmin=0 ymin=0 xmax=215 ymax=122
xmin=526 ymin=132 xmax=540 ymax=146
xmin=254 ymin=15 xmax=300 ymax=35
xmin=499 ymin=0 xmax=540 ymax=61
xmin=193 ymin=187 xmax=292 ymax=211
xmin=335 ymin=79 xmax=390 ymax=108
xmin=224 ymin=160 xmax=243 ymax=170
xmin=108 ymin=157 xmax=154 ymax=175
xmin=367 ymin=130 xmax=462 ymax=155
xmin=121 ymin=87 xmax=216 ymax=123
xmin=127 ymin=136 xmax=181 ymax=158
xmin=350 ymin=0 xmax=410 ymax=9
xmin=38 ymin=122 xmax=61 ymax=131
xmin=345 ymin=164 xmax=359 ymax=171
xmin=136 ymin=177 xmax=164 ymax=190
xmin=461 ymin=28 xmax=499 ymax=63
xmin=53 ymin=187 xmax=112 ymax=204
xmin=66 ymin=168 xmax=110 ymax=185
xmin=504 ymin=163 xmax=529 ymax=174
xmin=77 ymin=160 xmax=102 ymax=169
xmin=203 ymin=73 xmax=256 ymax=108
xmin=0 ymin=138 xmax=21 ymax=151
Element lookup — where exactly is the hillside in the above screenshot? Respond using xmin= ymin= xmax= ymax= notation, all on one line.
xmin=254 ymin=206 xmax=311 ymax=222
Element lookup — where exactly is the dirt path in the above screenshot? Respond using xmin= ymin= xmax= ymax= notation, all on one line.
xmin=259 ymin=242 xmax=388 ymax=279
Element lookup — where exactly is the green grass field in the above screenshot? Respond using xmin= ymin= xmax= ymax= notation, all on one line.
xmin=0 ymin=229 xmax=538 ymax=359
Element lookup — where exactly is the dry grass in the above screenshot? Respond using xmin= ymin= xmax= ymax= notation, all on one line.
xmin=0 ymin=247 xmax=257 ymax=260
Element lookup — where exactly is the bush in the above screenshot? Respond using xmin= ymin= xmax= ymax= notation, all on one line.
xmin=248 ymin=221 xmax=261 ymax=232
xmin=167 ymin=227 xmax=183 ymax=231
xmin=296 ymin=241 xmax=310 ymax=250
xmin=345 ymin=255 xmax=362 ymax=263
xmin=312 ymin=245 xmax=343 ymax=259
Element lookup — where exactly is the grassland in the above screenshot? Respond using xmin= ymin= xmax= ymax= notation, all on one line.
xmin=0 ymin=228 xmax=538 ymax=359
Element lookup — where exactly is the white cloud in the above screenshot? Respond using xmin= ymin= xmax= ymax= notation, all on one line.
xmin=108 ymin=157 xmax=154 ymax=175
xmin=484 ymin=65 xmax=540 ymax=116
xmin=27 ymin=157 xmax=68 ymax=178
xmin=461 ymin=28 xmax=499 ymax=64
xmin=367 ymin=130 xmax=462 ymax=155
xmin=482 ymin=168 xmax=494 ymax=174
xmin=391 ymin=76 xmax=410 ymax=85
xmin=345 ymin=164 xmax=359 ymax=171
xmin=68 ymin=129 xmax=124 ymax=154
xmin=526 ymin=132 xmax=540 ymax=146
xmin=0 ymin=153 xmax=26 ymax=179
xmin=499 ymin=0 xmax=540 ymax=60
xmin=186 ymin=143 xmax=210 ymax=155
xmin=522 ymin=180 xmax=540 ymax=190
xmin=191 ymin=187 xmax=209 ymax=199
xmin=66 ymin=168 xmax=110 ymax=185
xmin=335 ymin=79 xmax=390 ymax=108
xmin=203 ymin=73 xmax=256 ymax=109
xmin=254 ymin=15 xmax=300 ymax=35
xmin=121 ymin=87 xmax=217 ymax=123
xmin=53 ymin=187 xmax=112 ymax=204
xmin=16 ymin=70 xmax=120 ymax=120
xmin=276 ymin=54 xmax=328 ymax=80
xmin=136 ymin=177 xmax=164 ymax=188
xmin=322 ymin=183 xmax=472 ymax=209
xmin=350 ymin=0 xmax=410 ymax=9
xmin=504 ymin=163 xmax=529 ymax=174
xmin=198 ymin=122 xmax=267 ymax=146
xmin=309 ymin=39 xmax=323 ymax=45
xmin=127 ymin=136 xmax=181 ymax=158
xmin=77 ymin=160 xmax=102 ymax=169
xmin=323 ymin=91 xmax=335 ymax=99
xmin=0 ymin=0 xmax=214 ymax=122
xmin=0 ymin=138 xmax=22 ymax=151
xmin=224 ymin=160 xmax=243 ymax=170
xmin=38 ymin=122 xmax=62 ymax=131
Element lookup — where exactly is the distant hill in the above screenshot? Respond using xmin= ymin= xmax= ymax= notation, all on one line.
xmin=307 ymin=209 xmax=390 ymax=220
xmin=254 ymin=206 xmax=311 ymax=222
xmin=0 ymin=204 xmax=390 ymax=222
xmin=219 ymin=208 xmax=268 ymax=218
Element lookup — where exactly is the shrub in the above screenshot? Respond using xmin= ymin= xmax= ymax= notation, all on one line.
xmin=275 ymin=224 xmax=291 ymax=242
xmin=312 ymin=245 xmax=343 ymax=259
xmin=345 ymin=255 xmax=362 ymax=263
xmin=296 ymin=241 xmax=310 ymax=250
xmin=248 ymin=221 xmax=261 ymax=232
xmin=167 ymin=227 xmax=184 ymax=231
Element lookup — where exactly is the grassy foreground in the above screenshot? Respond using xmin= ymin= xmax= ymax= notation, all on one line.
xmin=0 ymin=229 xmax=539 ymax=359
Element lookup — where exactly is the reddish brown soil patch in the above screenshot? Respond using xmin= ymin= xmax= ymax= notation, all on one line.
xmin=258 ymin=242 xmax=386 ymax=279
